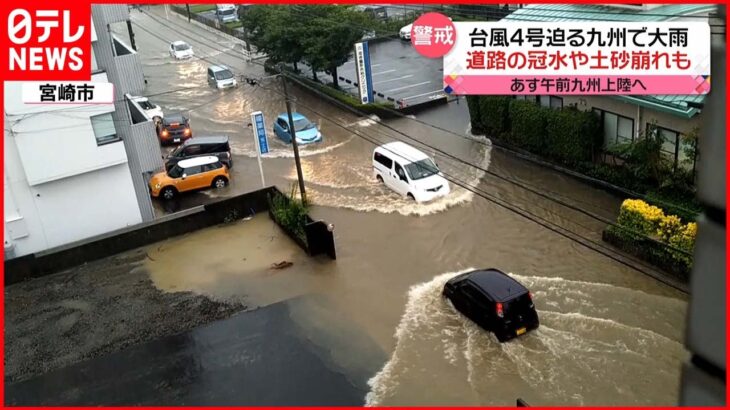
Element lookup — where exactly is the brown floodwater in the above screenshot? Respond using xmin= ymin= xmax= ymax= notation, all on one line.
xmin=134 ymin=8 xmax=689 ymax=406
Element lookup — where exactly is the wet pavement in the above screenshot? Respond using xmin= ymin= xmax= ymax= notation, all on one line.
xmin=6 ymin=296 xmax=385 ymax=406
xmin=6 ymin=7 xmax=691 ymax=406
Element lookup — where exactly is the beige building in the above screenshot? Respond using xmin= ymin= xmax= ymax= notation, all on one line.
xmin=505 ymin=4 xmax=718 ymax=172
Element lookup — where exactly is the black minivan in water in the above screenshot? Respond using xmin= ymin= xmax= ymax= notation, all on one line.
xmin=443 ymin=268 xmax=539 ymax=342
xmin=165 ymin=136 xmax=232 ymax=171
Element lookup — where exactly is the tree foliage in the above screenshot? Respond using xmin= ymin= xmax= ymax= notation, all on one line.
xmin=239 ymin=6 xmax=368 ymax=85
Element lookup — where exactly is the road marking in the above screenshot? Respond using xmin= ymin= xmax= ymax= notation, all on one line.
xmin=371 ymin=69 xmax=397 ymax=76
xmin=374 ymin=74 xmax=414 ymax=85
xmin=383 ymin=81 xmax=431 ymax=93
xmin=401 ymin=89 xmax=445 ymax=101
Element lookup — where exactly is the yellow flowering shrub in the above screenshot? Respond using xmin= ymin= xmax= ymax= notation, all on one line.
xmin=617 ymin=199 xmax=666 ymax=235
xmin=612 ymin=199 xmax=697 ymax=271
xmin=657 ymin=215 xmax=683 ymax=242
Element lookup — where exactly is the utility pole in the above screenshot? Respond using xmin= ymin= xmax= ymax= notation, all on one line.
xmin=186 ymin=4 xmax=191 ymax=22
xmin=279 ymin=67 xmax=307 ymax=204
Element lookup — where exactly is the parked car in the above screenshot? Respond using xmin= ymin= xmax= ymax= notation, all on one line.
xmin=372 ymin=141 xmax=450 ymax=202
xmin=443 ymin=269 xmax=539 ymax=343
xmin=156 ymin=113 xmax=192 ymax=145
xmin=169 ymin=41 xmax=194 ymax=59
xmin=399 ymin=23 xmax=412 ymax=40
xmin=207 ymin=65 xmax=238 ymax=89
xmin=165 ymin=136 xmax=232 ymax=171
xmin=273 ymin=113 xmax=322 ymax=145
xmin=130 ymin=96 xmax=163 ymax=122
xmin=149 ymin=156 xmax=229 ymax=200
xmin=215 ymin=4 xmax=238 ymax=23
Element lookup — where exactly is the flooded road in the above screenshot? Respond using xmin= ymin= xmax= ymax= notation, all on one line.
xmin=131 ymin=8 xmax=688 ymax=406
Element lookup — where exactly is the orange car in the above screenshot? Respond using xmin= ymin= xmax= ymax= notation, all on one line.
xmin=149 ymin=156 xmax=229 ymax=200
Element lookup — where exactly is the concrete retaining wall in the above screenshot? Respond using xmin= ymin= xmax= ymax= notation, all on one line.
xmin=5 ymin=188 xmax=276 ymax=285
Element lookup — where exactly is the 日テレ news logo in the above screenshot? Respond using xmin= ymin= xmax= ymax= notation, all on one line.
xmin=2 ymin=4 xmax=91 ymax=80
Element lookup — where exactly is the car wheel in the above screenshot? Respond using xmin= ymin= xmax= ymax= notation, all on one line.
xmin=212 ymin=177 xmax=228 ymax=189
xmin=407 ymin=193 xmax=415 ymax=201
xmin=161 ymin=187 xmax=176 ymax=200
xmin=376 ymin=174 xmax=384 ymax=183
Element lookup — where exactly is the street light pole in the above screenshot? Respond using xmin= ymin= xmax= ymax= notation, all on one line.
xmin=279 ymin=68 xmax=307 ymax=204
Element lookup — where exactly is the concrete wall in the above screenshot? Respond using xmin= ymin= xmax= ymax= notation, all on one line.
xmin=92 ymin=4 xmax=162 ymax=221
xmin=4 ymin=75 xmax=127 ymax=186
xmin=4 ymin=188 xmax=277 ymax=285
xmin=680 ymin=17 xmax=726 ymax=405
xmin=4 ymin=124 xmax=142 ymax=258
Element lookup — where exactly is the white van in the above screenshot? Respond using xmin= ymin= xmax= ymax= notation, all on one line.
xmin=372 ymin=142 xmax=450 ymax=202
xmin=207 ymin=65 xmax=237 ymax=89
xmin=215 ymin=4 xmax=238 ymax=23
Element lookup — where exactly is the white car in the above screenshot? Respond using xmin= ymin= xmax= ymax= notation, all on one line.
xmin=169 ymin=41 xmax=194 ymax=59
xmin=207 ymin=65 xmax=238 ymax=89
xmin=399 ymin=23 xmax=412 ymax=40
xmin=130 ymin=96 xmax=164 ymax=122
xmin=372 ymin=141 xmax=450 ymax=203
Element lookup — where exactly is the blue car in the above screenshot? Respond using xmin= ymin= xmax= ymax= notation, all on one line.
xmin=273 ymin=113 xmax=322 ymax=145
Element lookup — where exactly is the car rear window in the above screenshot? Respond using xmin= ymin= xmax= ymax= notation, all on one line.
xmin=503 ymin=293 xmax=533 ymax=318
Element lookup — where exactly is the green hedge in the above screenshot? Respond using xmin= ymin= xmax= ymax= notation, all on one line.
xmin=508 ymin=99 xmax=545 ymax=152
xmin=466 ymin=96 xmax=483 ymax=134
xmin=603 ymin=226 xmax=690 ymax=282
xmin=478 ymin=96 xmax=511 ymax=136
xmin=189 ymin=4 xmax=216 ymax=13
xmin=470 ymin=96 xmax=600 ymax=165
xmin=544 ymin=107 xmax=600 ymax=166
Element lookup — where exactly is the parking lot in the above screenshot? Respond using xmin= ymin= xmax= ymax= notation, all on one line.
xmin=339 ymin=39 xmax=445 ymax=106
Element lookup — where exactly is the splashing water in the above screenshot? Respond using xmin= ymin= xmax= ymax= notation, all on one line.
xmin=365 ymin=270 xmax=687 ymax=406
xmin=296 ymin=134 xmax=492 ymax=217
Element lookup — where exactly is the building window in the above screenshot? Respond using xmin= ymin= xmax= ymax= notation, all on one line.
xmin=91 ymin=113 xmax=120 ymax=145
xmin=648 ymin=124 xmax=689 ymax=169
xmin=550 ymin=96 xmax=563 ymax=109
xmin=594 ymin=109 xmax=634 ymax=147
xmin=537 ymin=96 xmax=562 ymax=109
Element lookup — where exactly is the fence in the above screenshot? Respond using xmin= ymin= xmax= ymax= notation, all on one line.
xmin=168 ymin=5 xmax=266 ymax=61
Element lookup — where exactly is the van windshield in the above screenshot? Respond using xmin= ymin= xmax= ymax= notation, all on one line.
xmin=138 ymin=100 xmax=154 ymax=110
xmin=405 ymin=158 xmax=439 ymax=180
xmin=219 ymin=8 xmax=235 ymax=15
xmin=214 ymin=70 xmax=234 ymax=80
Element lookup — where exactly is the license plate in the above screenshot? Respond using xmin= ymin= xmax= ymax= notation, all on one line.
xmin=174 ymin=138 xmax=180 ymax=142
xmin=516 ymin=327 xmax=527 ymax=336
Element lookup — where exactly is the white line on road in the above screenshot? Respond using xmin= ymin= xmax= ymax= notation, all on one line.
xmin=373 ymin=74 xmax=414 ymax=85
xmin=401 ymin=89 xmax=444 ymax=100
xmin=383 ymin=81 xmax=431 ymax=93
xmin=371 ymin=69 xmax=397 ymax=76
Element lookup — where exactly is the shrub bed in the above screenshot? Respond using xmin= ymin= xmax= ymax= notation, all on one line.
xmin=604 ymin=199 xmax=696 ymax=282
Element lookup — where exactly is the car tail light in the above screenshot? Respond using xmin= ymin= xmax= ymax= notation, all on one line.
xmin=184 ymin=128 xmax=191 ymax=135
xmin=496 ymin=302 xmax=504 ymax=318
xmin=161 ymin=130 xmax=169 ymax=137
xmin=528 ymin=291 xmax=533 ymax=300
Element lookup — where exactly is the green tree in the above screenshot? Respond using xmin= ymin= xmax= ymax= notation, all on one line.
xmin=239 ymin=6 xmax=306 ymax=69
xmin=299 ymin=6 xmax=368 ymax=87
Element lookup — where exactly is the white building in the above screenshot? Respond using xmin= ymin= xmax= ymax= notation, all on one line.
xmin=4 ymin=5 xmax=162 ymax=258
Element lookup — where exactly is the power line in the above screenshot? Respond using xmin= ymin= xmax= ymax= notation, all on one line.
xmin=285 ymin=94 xmax=685 ymax=291
xmin=138 ymin=6 xmax=695 ymax=273
xmin=142 ymin=6 xmax=705 ymax=218
xmin=142 ymin=6 xmax=701 ymax=238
